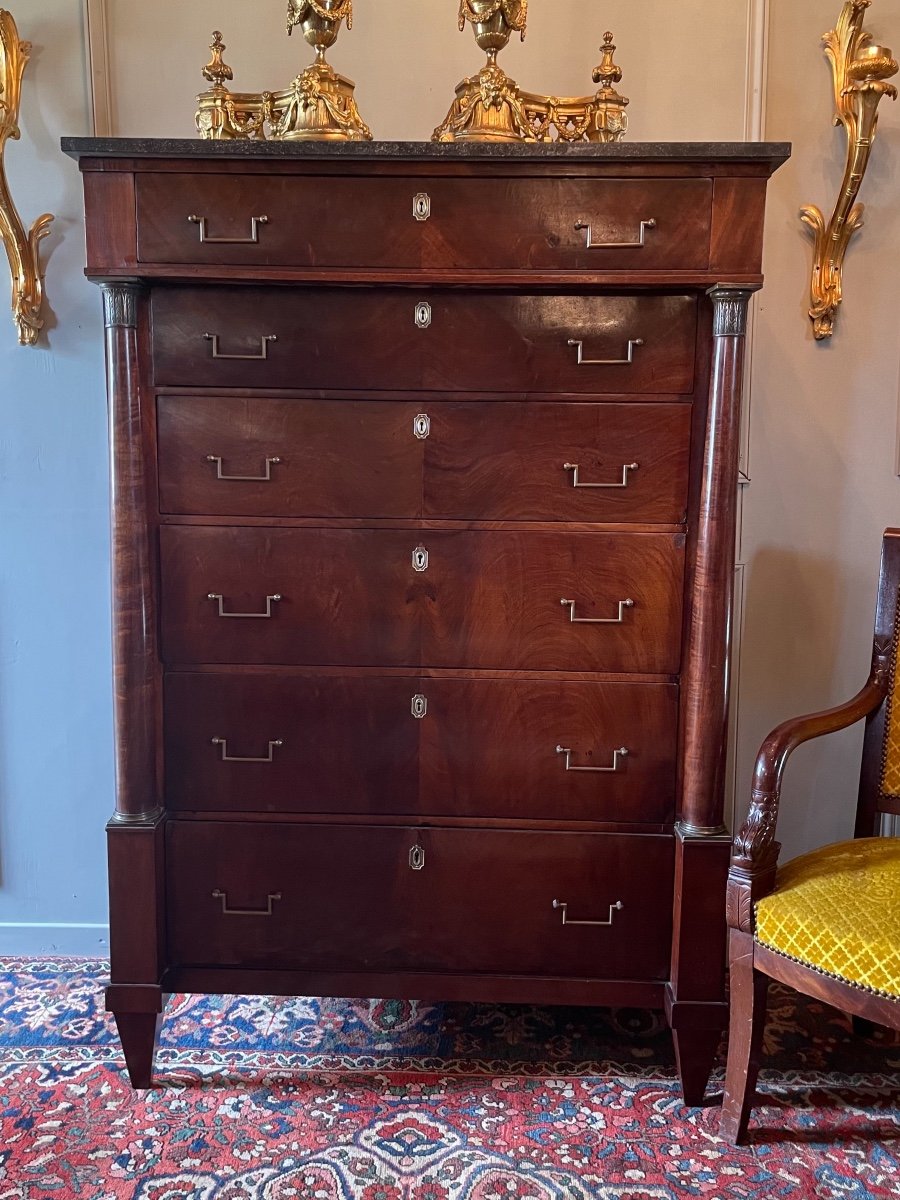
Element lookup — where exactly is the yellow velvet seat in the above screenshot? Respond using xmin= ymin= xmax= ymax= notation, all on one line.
xmin=754 ymin=837 xmax=900 ymax=999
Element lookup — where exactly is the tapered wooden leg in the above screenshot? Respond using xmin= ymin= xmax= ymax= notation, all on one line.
xmin=672 ymin=1026 xmax=722 ymax=1106
xmin=113 ymin=1010 xmax=164 ymax=1089
xmin=720 ymin=929 xmax=769 ymax=1144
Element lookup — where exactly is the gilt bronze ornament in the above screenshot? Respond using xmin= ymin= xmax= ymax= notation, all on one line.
xmin=196 ymin=1 xmax=371 ymax=142
xmin=801 ymin=0 xmax=897 ymax=339
xmin=0 ymin=8 xmax=53 ymax=345
xmin=433 ymin=2 xmax=629 ymax=144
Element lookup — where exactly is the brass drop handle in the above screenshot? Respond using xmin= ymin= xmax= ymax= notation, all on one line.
xmin=568 ymin=337 xmax=643 ymax=366
xmin=553 ymin=899 xmax=623 ymax=927
xmin=212 ymin=889 xmax=282 ymax=917
xmin=204 ymin=333 xmax=277 ymax=360
xmin=211 ymin=737 xmax=283 ymax=763
xmin=189 ymin=214 xmax=269 ymax=244
xmin=207 ymin=593 xmax=282 ymax=618
xmin=564 ymin=462 xmax=638 ymax=489
xmin=556 ymin=745 xmax=629 ymax=773
xmin=206 ymin=455 xmax=281 ymax=482
xmin=574 ymin=218 xmax=656 ymax=249
xmin=560 ymin=598 xmax=634 ymax=624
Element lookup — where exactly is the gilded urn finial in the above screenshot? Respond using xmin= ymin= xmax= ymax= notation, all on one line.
xmin=201 ymin=31 xmax=233 ymax=89
xmin=196 ymin=0 xmax=370 ymax=142
xmin=434 ymin=5 xmax=631 ymax=145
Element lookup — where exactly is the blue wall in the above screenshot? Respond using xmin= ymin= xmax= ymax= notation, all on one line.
xmin=0 ymin=1 xmax=113 ymax=954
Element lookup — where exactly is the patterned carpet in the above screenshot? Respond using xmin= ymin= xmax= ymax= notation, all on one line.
xmin=0 ymin=959 xmax=899 ymax=1199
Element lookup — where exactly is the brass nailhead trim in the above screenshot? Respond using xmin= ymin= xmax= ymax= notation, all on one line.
xmin=754 ymin=936 xmax=900 ymax=1003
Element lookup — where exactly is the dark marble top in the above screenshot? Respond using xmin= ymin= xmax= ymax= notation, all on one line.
xmin=62 ymin=137 xmax=791 ymax=167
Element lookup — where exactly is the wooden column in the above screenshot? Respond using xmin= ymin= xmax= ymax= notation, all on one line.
xmin=102 ymin=282 xmax=161 ymax=824
xmin=102 ymin=282 xmax=167 ymax=1087
xmin=679 ymin=284 xmax=760 ymax=835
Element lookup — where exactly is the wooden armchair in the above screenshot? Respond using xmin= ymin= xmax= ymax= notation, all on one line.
xmin=721 ymin=529 xmax=900 ymax=1144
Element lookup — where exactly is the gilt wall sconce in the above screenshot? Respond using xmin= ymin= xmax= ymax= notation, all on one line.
xmin=0 ymin=8 xmax=53 ymax=346
xmin=801 ymin=0 xmax=897 ymax=340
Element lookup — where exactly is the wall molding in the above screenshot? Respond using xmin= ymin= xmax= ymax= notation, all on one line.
xmin=83 ymin=0 xmax=113 ymax=137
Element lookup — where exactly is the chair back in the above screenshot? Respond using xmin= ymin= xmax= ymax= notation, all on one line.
xmin=856 ymin=528 xmax=900 ymax=836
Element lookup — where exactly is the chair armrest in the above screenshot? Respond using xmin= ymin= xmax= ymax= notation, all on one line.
xmin=729 ymin=672 xmax=888 ymax=903
xmin=726 ymin=672 xmax=889 ymax=934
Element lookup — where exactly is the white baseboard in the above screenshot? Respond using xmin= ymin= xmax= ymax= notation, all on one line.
xmin=0 ymin=923 xmax=109 ymax=957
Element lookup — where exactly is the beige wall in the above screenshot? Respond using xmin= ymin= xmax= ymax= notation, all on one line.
xmin=737 ymin=0 xmax=900 ymax=855
xmin=92 ymin=0 xmax=900 ymax=858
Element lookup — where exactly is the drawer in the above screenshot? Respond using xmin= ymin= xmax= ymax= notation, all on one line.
xmin=157 ymin=396 xmax=692 ymax=523
xmin=135 ymin=174 xmax=712 ymax=272
xmin=167 ymin=820 xmax=674 ymax=979
xmin=164 ymin=672 xmax=678 ymax=822
xmin=165 ymin=672 xmax=420 ymax=815
xmin=151 ymin=288 xmax=697 ymax=395
xmin=420 ymin=677 xmax=678 ymax=822
xmin=136 ymin=174 xmax=423 ymax=269
xmin=423 ymin=402 xmax=691 ymax=522
xmin=159 ymin=526 xmax=685 ymax=672
xmin=157 ymin=397 xmax=424 ymax=518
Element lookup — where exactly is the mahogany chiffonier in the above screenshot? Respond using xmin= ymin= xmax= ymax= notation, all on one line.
xmin=64 ymin=137 xmax=788 ymax=1100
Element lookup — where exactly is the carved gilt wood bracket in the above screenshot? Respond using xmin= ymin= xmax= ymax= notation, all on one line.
xmin=0 ymin=9 xmax=52 ymax=346
xmin=801 ymin=1 xmax=897 ymax=340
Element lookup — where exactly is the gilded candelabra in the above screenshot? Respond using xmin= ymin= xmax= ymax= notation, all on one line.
xmin=433 ymin=1 xmax=629 ymax=143
xmin=196 ymin=0 xmax=371 ymax=142
xmin=0 ymin=8 xmax=53 ymax=345
xmin=801 ymin=0 xmax=897 ymax=339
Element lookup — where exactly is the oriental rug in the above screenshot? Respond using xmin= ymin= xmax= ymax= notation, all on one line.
xmin=0 ymin=958 xmax=898 ymax=1199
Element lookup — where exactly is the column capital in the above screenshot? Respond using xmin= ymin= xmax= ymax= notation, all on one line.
xmin=707 ymin=284 xmax=762 ymax=338
xmin=101 ymin=282 xmax=143 ymax=330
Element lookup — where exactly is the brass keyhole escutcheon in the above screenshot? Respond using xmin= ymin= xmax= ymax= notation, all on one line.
xmin=409 ymin=844 xmax=425 ymax=871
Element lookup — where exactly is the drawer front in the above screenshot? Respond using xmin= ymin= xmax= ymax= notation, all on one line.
xmin=159 ymin=525 xmax=421 ymax=668
xmin=167 ymin=820 xmax=674 ymax=979
xmin=159 ymin=527 xmax=684 ymax=672
xmin=423 ymin=293 xmax=696 ymax=394
xmin=157 ymin=396 xmax=692 ymax=523
xmin=151 ymin=288 xmax=697 ymax=395
xmin=157 ymin=397 xmax=424 ymax=518
xmin=164 ymin=672 xmax=419 ymax=815
xmin=420 ymin=677 xmax=678 ymax=823
xmin=151 ymin=288 xmax=423 ymax=391
xmin=164 ymin=672 xmax=677 ymax=822
xmin=423 ymin=402 xmax=691 ymax=522
xmin=136 ymin=174 xmax=422 ymax=268
xmin=136 ymin=174 xmax=711 ymax=272
xmin=422 ymin=529 xmax=684 ymax=672
xmin=420 ymin=178 xmax=712 ymax=271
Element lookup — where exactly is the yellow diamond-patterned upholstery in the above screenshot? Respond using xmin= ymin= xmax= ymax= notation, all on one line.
xmin=881 ymin=639 xmax=900 ymax=798
xmin=754 ymin=837 xmax=900 ymax=999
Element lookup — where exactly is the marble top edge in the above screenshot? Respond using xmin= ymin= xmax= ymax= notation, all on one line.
xmin=62 ymin=137 xmax=791 ymax=165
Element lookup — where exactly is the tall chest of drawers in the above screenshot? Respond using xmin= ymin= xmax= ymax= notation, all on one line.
xmin=66 ymin=138 xmax=788 ymax=1101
